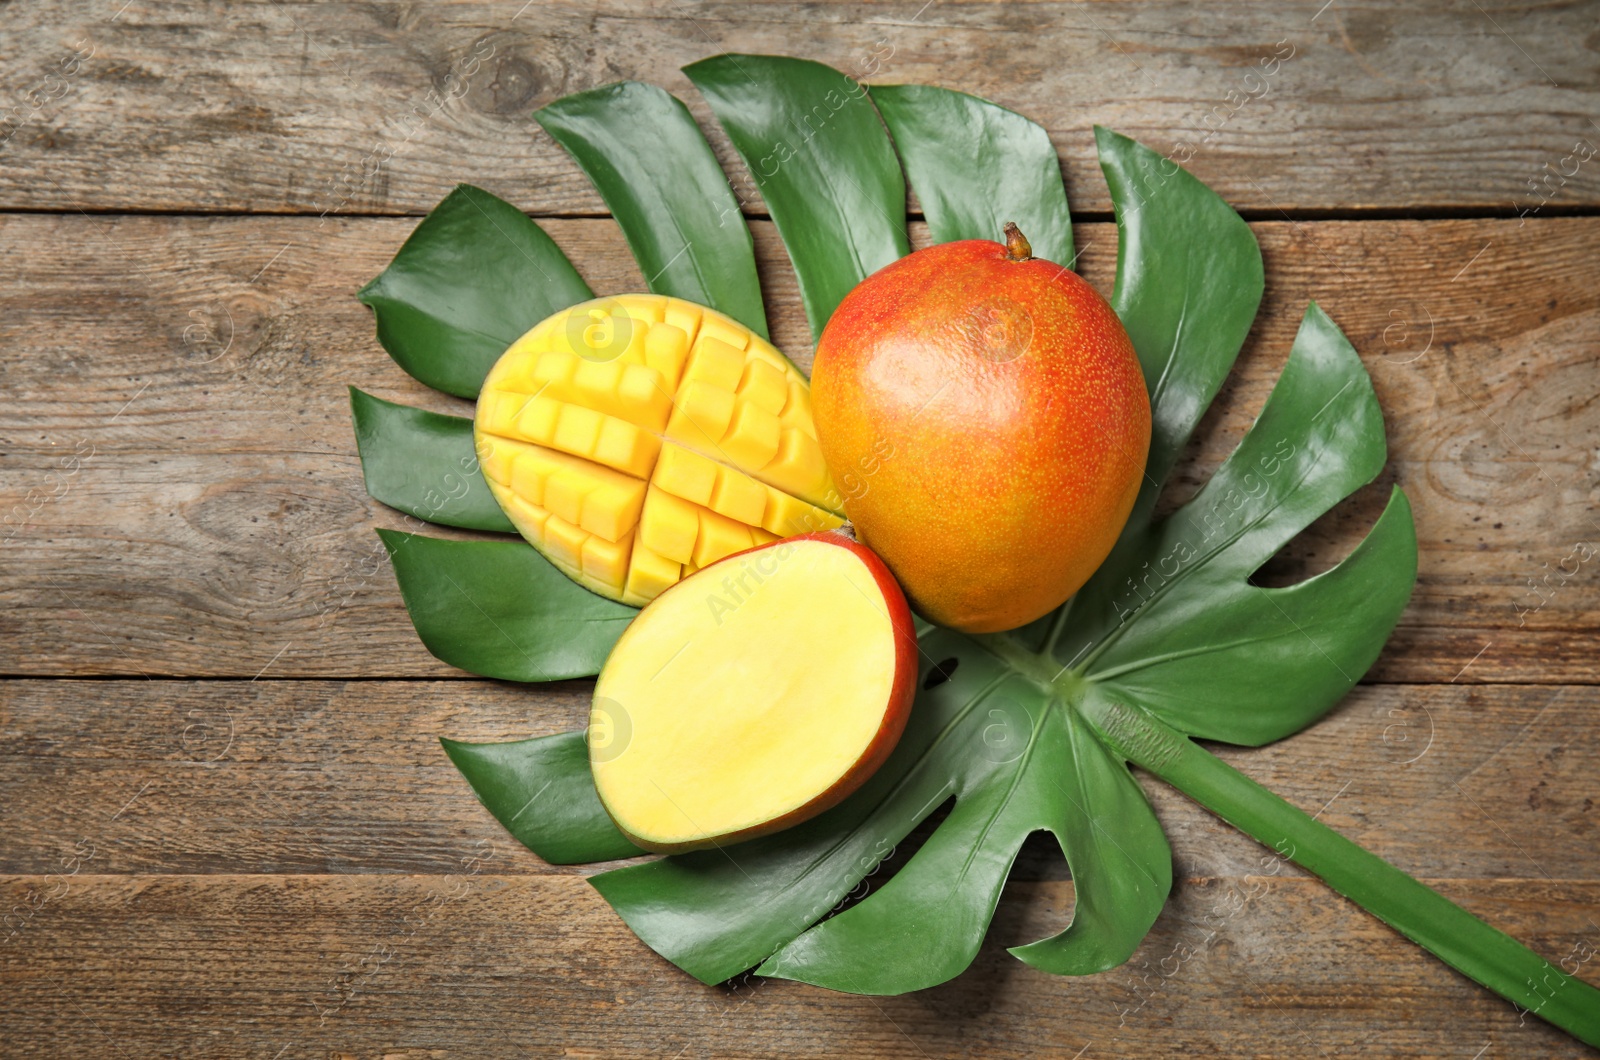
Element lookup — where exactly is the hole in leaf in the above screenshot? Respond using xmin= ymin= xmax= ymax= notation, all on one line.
xmin=721 ymin=801 xmax=955 ymax=988
xmin=1248 ymin=474 xmax=1397 ymax=588
xmin=922 ymin=657 xmax=960 ymax=690
xmin=1009 ymin=829 xmax=1074 ymax=882
xmin=991 ymin=829 xmax=1077 ymax=948
xmin=811 ymin=795 xmax=957 ymax=929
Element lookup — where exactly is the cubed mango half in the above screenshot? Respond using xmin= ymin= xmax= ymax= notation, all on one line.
xmin=473 ymin=295 xmax=845 ymax=605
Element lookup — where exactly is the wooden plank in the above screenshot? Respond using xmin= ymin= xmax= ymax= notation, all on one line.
xmin=2 ymin=679 xmax=1595 ymax=1050
xmin=0 ymin=215 xmax=1596 ymax=680
xmin=2 ymin=680 xmax=1595 ymax=884
xmin=0 ymin=2 xmax=1596 ymax=215
xmin=0 ymin=871 xmax=1593 ymax=1057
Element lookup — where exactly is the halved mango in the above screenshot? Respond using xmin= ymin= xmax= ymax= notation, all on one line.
xmin=590 ymin=531 xmax=918 ymax=853
xmin=474 ymin=295 xmax=845 ymax=605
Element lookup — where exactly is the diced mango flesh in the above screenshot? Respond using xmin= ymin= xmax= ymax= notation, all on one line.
xmin=474 ymin=295 xmax=844 ymax=604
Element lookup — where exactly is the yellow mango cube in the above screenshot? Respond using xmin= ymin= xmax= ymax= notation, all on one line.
xmin=737 ymin=358 xmax=789 ymax=415
xmin=720 ymin=401 xmax=782 ymax=472
xmin=551 ymin=402 xmax=604 ymax=458
xmin=652 ymin=444 xmax=718 ymax=507
xmin=709 ymin=466 xmax=768 ymax=526
xmin=618 ymin=364 xmax=672 ymax=432
xmin=580 ymin=477 xmax=647 ymax=542
xmin=759 ymin=428 xmax=832 ymax=506
xmin=779 ymin=381 xmax=817 ymax=439
xmin=666 ymin=381 xmax=736 ymax=448
xmin=692 ymin=508 xmax=754 ymax=568
xmin=613 ymin=293 xmax=666 ymax=324
xmin=502 ymin=494 xmax=550 ymax=544
xmin=644 ymin=323 xmax=691 ymax=389
xmin=575 ymin=310 xmax=640 ymax=364
xmin=592 ymin=416 xmax=660 ymax=479
xmin=541 ymin=468 xmax=590 ymax=527
xmin=761 ymin=485 xmax=843 ymax=538
xmin=745 ymin=335 xmax=792 ymax=375
xmin=581 ymin=530 xmax=634 ymax=590
xmin=624 ymin=538 xmax=681 ymax=606
xmin=513 ymin=394 xmax=560 ymax=445
xmin=662 ymin=300 xmax=702 ymax=344
xmin=530 ymin=349 xmax=579 ymax=391
xmin=570 ymin=358 xmax=625 ymax=414
xmin=478 ymin=390 xmax=523 ymax=437
xmin=683 ymin=336 xmax=746 ymax=391
xmin=639 ymin=486 xmax=700 ymax=565
xmin=510 ymin=450 xmax=552 ymax=507
xmin=542 ymin=513 xmax=589 ymax=570
xmin=476 ymin=435 xmax=520 ymax=486
xmin=695 ymin=310 xmax=751 ymax=352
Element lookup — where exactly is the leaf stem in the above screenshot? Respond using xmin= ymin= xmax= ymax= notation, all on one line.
xmin=1038 ymin=597 xmax=1077 ymax=659
xmin=972 ymin=631 xmax=1084 ymax=696
xmin=1076 ymin=696 xmax=1600 ymax=1048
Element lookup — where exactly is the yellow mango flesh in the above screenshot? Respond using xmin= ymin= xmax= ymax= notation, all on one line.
xmin=591 ymin=538 xmax=897 ymax=850
xmin=474 ymin=294 xmax=844 ymax=605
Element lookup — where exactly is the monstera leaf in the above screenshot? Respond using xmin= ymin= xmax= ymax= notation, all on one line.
xmin=351 ymin=56 xmax=1600 ymax=1047
xmin=356 ymin=183 xmax=593 ymax=399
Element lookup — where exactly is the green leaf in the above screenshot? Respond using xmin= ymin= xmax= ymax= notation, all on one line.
xmin=1096 ymin=487 xmax=1416 ymax=747
xmin=585 ymin=627 xmax=1170 ymax=992
xmin=1005 ymin=702 xmax=1173 ymax=975
xmin=1095 ymin=125 xmax=1264 ymax=506
xmin=402 ymin=73 xmax=1594 ymax=1047
xmin=760 ymin=676 xmax=1170 ymax=989
xmin=378 ymin=529 xmax=635 ymax=682
xmin=684 ymin=54 xmax=909 ymax=341
xmin=536 ymin=81 xmax=769 ymax=339
xmin=578 ymin=122 xmax=1286 ymax=992
xmin=442 ymin=733 xmax=643 ymax=864
xmin=870 ymin=84 xmax=1074 ymax=266
xmin=358 ymin=184 xmax=592 ymax=398
xmin=348 ymin=387 xmax=514 ymax=533
xmin=1056 ymin=301 xmax=1415 ymax=746
xmin=592 ymin=291 xmax=1407 ymax=992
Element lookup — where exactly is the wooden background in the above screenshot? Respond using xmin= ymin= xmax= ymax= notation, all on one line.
xmin=2 ymin=1 xmax=1597 ymax=1056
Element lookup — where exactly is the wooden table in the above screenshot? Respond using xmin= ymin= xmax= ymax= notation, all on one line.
xmin=3 ymin=3 xmax=1597 ymax=1057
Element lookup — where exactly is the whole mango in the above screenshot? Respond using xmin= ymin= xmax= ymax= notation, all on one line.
xmin=811 ymin=225 xmax=1150 ymax=633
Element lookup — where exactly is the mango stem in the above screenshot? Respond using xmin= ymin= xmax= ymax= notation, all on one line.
xmin=1003 ymin=222 xmax=1032 ymax=261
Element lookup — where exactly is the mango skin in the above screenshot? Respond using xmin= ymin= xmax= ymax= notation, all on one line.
xmin=811 ymin=238 xmax=1151 ymax=633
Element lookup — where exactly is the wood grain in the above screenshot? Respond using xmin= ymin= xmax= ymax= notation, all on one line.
xmin=2 ymin=680 xmax=1595 ymax=882
xmin=0 ymin=2 xmax=1596 ymax=217
xmin=1 ymin=872 xmax=1592 ymax=1058
xmin=2 ymin=683 xmax=1595 ymax=1055
xmin=5 ymin=5 xmax=1597 ymax=1055
xmin=0 ymin=215 xmax=1596 ymax=681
